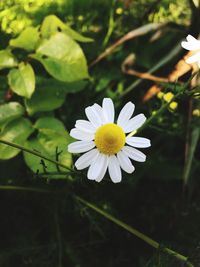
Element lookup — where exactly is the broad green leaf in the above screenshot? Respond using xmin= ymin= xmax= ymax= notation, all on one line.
xmin=9 ymin=27 xmax=40 ymax=51
xmin=41 ymin=15 xmax=93 ymax=42
xmin=25 ymin=86 xmax=66 ymax=115
xmin=0 ymin=102 xmax=24 ymax=128
xmin=24 ymin=117 xmax=72 ymax=176
xmin=25 ymin=77 xmax=88 ymax=115
xmin=32 ymin=54 xmax=89 ymax=82
xmin=36 ymin=76 xmax=88 ymax=93
xmin=34 ymin=117 xmax=66 ymax=132
xmin=64 ymin=25 xmax=93 ymax=43
xmin=32 ymin=32 xmax=89 ymax=82
xmin=0 ymin=118 xmax=33 ymax=160
xmin=0 ymin=50 xmax=18 ymax=70
xmin=8 ymin=62 xmax=35 ymax=99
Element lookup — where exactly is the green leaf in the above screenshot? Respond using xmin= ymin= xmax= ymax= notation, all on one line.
xmin=0 ymin=50 xmax=18 ymax=70
xmin=0 ymin=102 xmax=25 ymax=128
xmin=25 ymin=85 xmax=66 ymax=115
xmin=31 ymin=54 xmax=88 ymax=83
xmin=34 ymin=117 xmax=66 ymax=132
xmin=8 ymin=62 xmax=35 ymax=99
xmin=9 ymin=27 xmax=40 ymax=51
xmin=0 ymin=118 xmax=33 ymax=160
xmin=36 ymin=76 xmax=88 ymax=93
xmin=41 ymin=15 xmax=93 ymax=42
xmin=24 ymin=117 xmax=72 ymax=176
xmin=25 ymin=77 xmax=88 ymax=115
xmin=31 ymin=32 xmax=89 ymax=82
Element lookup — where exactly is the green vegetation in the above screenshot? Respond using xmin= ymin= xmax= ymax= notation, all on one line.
xmin=0 ymin=0 xmax=199 ymax=266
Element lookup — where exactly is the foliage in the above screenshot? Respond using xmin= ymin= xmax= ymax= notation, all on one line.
xmin=0 ymin=0 xmax=190 ymax=36
xmin=0 ymin=1 xmax=200 ymax=267
xmin=0 ymin=14 xmax=90 ymax=172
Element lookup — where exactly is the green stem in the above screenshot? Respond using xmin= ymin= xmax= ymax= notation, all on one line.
xmin=127 ymin=90 xmax=183 ymax=138
xmin=76 ymin=196 xmax=194 ymax=267
xmin=0 ymin=184 xmax=194 ymax=266
xmin=0 ymin=139 xmax=73 ymax=172
xmin=103 ymin=0 xmax=115 ymax=47
xmin=0 ymin=185 xmax=51 ymax=193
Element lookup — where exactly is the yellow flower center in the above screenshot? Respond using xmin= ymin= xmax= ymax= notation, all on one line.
xmin=94 ymin=123 xmax=125 ymax=155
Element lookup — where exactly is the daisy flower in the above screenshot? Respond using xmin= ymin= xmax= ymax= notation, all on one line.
xmin=68 ymin=98 xmax=151 ymax=183
xmin=181 ymin=34 xmax=200 ymax=67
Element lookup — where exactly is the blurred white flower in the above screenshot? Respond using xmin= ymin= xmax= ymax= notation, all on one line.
xmin=181 ymin=34 xmax=200 ymax=67
xmin=68 ymin=98 xmax=151 ymax=183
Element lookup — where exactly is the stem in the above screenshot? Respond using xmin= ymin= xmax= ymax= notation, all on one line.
xmin=127 ymin=90 xmax=183 ymax=138
xmin=76 ymin=196 xmax=194 ymax=267
xmin=102 ymin=0 xmax=115 ymax=47
xmin=0 ymin=139 xmax=73 ymax=172
xmin=120 ymin=43 xmax=182 ymax=97
xmin=0 ymin=184 xmax=194 ymax=266
xmin=0 ymin=185 xmax=51 ymax=193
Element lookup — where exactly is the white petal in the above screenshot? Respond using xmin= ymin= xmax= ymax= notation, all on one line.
xmin=95 ymin=155 xmax=109 ymax=182
xmin=186 ymin=35 xmax=197 ymax=42
xmin=68 ymin=141 xmax=95 ymax=153
xmin=75 ymin=149 xmax=99 ymax=170
xmin=85 ymin=105 xmax=102 ymax=128
xmin=117 ymin=151 xmax=135 ymax=173
xmin=75 ymin=120 xmax=96 ymax=133
xmin=126 ymin=137 xmax=151 ymax=148
xmin=181 ymin=41 xmax=200 ymax=51
xmin=186 ymin=52 xmax=200 ymax=64
xmin=70 ymin=128 xmax=94 ymax=141
xmin=102 ymin=98 xmax=115 ymax=123
xmin=93 ymin=103 xmax=105 ymax=124
xmin=117 ymin=102 xmax=135 ymax=128
xmin=198 ymin=61 xmax=200 ymax=68
xmin=123 ymin=114 xmax=146 ymax=133
xmin=122 ymin=146 xmax=146 ymax=162
xmin=87 ymin=153 xmax=108 ymax=181
xmin=181 ymin=35 xmax=200 ymax=51
xmin=108 ymin=155 xmax=122 ymax=183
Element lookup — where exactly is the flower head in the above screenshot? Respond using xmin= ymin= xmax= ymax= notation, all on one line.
xmin=181 ymin=34 xmax=200 ymax=67
xmin=68 ymin=98 xmax=151 ymax=183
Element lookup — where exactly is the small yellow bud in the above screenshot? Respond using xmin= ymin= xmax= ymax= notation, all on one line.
xmin=78 ymin=15 xmax=84 ymax=21
xmin=192 ymin=109 xmax=200 ymax=117
xmin=157 ymin=92 xmax=164 ymax=99
xmin=163 ymin=92 xmax=174 ymax=103
xmin=116 ymin=7 xmax=123 ymax=15
xmin=169 ymin=101 xmax=178 ymax=110
xmin=152 ymin=111 xmax=157 ymax=115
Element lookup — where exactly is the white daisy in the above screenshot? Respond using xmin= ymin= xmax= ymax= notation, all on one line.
xmin=181 ymin=34 xmax=200 ymax=67
xmin=68 ymin=98 xmax=151 ymax=183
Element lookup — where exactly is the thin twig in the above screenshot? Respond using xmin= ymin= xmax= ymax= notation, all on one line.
xmin=124 ymin=68 xmax=169 ymax=83
xmin=120 ymin=43 xmax=182 ymax=97
xmin=90 ymin=22 xmax=165 ymax=67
